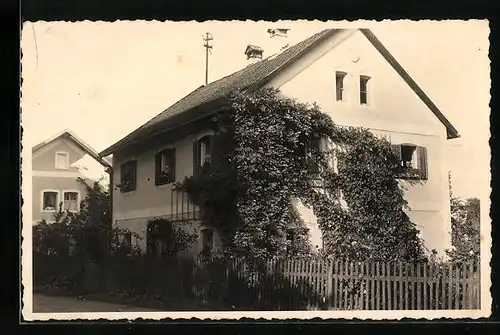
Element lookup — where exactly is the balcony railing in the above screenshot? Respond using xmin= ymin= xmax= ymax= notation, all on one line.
xmin=166 ymin=188 xmax=200 ymax=222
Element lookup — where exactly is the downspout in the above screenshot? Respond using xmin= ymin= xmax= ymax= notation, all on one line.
xmin=105 ymin=165 xmax=113 ymax=255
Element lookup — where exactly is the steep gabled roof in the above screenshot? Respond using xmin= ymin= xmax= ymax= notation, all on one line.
xmin=100 ymin=28 xmax=459 ymax=157
xmin=32 ymin=129 xmax=112 ymax=169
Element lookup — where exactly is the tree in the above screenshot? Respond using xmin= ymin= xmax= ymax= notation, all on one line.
xmin=33 ymin=177 xmax=139 ymax=262
xmin=177 ymin=88 xmax=426 ymax=262
xmin=446 ymin=197 xmax=480 ymax=264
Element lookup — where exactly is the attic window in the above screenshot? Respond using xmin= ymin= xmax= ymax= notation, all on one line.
xmin=360 ymin=75 xmax=371 ymax=105
xmin=55 ymin=152 xmax=69 ymax=169
xmin=335 ymin=71 xmax=347 ymax=101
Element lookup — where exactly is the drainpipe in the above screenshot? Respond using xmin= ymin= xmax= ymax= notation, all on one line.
xmin=105 ymin=165 xmax=113 ymax=255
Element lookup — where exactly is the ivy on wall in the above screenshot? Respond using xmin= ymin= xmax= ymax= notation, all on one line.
xmin=177 ymin=88 xmax=427 ymax=262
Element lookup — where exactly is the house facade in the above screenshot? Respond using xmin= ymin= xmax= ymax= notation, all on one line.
xmin=32 ymin=130 xmax=111 ymax=225
xmin=100 ymin=28 xmax=459 ymax=258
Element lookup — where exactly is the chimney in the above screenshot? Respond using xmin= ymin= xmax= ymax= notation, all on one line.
xmin=244 ymin=44 xmax=264 ymax=64
xmin=267 ymin=28 xmax=290 ymax=38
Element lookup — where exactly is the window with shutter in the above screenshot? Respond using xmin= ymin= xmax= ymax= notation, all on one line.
xmin=199 ymin=136 xmax=212 ymax=166
xmin=155 ymin=149 xmax=175 ymax=185
xmin=120 ymin=160 xmax=137 ymax=192
xmin=392 ymin=144 xmax=428 ymax=180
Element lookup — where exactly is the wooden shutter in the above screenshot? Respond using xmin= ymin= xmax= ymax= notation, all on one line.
xmin=417 ymin=146 xmax=428 ymax=180
xmin=208 ymin=135 xmax=215 ymax=164
xmin=129 ymin=160 xmax=137 ymax=191
xmin=120 ymin=163 xmax=126 ymax=186
xmin=154 ymin=152 xmax=162 ymax=185
xmin=193 ymin=140 xmax=200 ymax=176
xmin=166 ymin=149 xmax=176 ymax=182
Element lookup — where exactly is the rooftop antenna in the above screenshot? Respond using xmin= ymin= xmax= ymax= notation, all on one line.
xmin=203 ymin=32 xmax=214 ymax=85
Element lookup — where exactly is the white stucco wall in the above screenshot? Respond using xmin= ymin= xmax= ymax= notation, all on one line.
xmin=267 ymin=30 xmax=452 ymax=256
xmin=112 ymin=129 xmax=215 ymax=255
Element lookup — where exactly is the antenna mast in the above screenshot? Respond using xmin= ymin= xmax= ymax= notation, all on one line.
xmin=203 ymin=32 xmax=213 ymax=85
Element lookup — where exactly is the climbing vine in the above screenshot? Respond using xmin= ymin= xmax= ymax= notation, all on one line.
xmin=177 ymin=88 xmax=427 ymax=262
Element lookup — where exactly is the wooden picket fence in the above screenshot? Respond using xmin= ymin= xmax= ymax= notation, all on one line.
xmin=189 ymin=257 xmax=481 ymax=310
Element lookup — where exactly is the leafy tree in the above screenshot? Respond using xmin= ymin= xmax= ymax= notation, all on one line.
xmin=446 ymin=197 xmax=480 ymax=264
xmin=33 ymin=177 xmax=140 ymax=262
xmin=177 ymin=88 xmax=426 ymax=262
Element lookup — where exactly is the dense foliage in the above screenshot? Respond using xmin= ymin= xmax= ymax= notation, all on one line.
xmin=177 ymin=88 xmax=426 ymax=262
xmin=33 ymin=178 xmax=136 ymax=262
xmin=146 ymin=217 xmax=198 ymax=257
xmin=446 ymin=197 xmax=480 ymax=264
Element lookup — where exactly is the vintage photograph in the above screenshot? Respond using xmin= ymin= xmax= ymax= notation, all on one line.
xmin=20 ymin=20 xmax=491 ymax=320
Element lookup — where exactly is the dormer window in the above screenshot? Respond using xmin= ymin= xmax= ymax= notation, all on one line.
xmin=55 ymin=152 xmax=69 ymax=169
xmin=360 ymin=75 xmax=371 ymax=105
xmin=335 ymin=71 xmax=347 ymax=101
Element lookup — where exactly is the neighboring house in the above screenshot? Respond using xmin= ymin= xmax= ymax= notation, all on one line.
xmin=32 ymin=130 xmax=112 ymax=225
xmin=99 ymin=28 xmax=459 ymax=258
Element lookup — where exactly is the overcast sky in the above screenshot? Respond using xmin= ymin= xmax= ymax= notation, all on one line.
xmin=20 ymin=20 xmax=490 ymax=199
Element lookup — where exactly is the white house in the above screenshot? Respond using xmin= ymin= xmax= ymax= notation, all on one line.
xmin=99 ymin=28 xmax=459 ymax=258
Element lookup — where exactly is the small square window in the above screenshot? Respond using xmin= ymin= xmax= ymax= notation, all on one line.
xmin=42 ymin=191 xmax=58 ymax=211
xmin=55 ymin=152 xmax=69 ymax=169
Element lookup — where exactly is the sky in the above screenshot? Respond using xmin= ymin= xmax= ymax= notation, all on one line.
xmin=20 ymin=20 xmax=490 ymax=199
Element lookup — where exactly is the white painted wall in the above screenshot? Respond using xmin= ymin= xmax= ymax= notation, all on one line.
xmin=267 ymin=30 xmax=452 ymax=256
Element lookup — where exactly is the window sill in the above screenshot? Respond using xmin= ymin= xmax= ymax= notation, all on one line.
xmin=156 ymin=181 xmax=175 ymax=189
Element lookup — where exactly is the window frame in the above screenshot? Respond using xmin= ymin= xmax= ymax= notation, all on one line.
xmin=41 ymin=189 xmax=61 ymax=212
xmin=62 ymin=190 xmax=80 ymax=212
xmin=120 ymin=159 xmax=137 ymax=193
xmin=155 ymin=148 xmax=176 ymax=186
xmin=359 ymin=75 xmax=371 ymax=105
xmin=335 ymin=71 xmax=347 ymax=102
xmin=392 ymin=143 xmax=429 ymax=180
xmin=54 ymin=151 xmax=70 ymax=170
